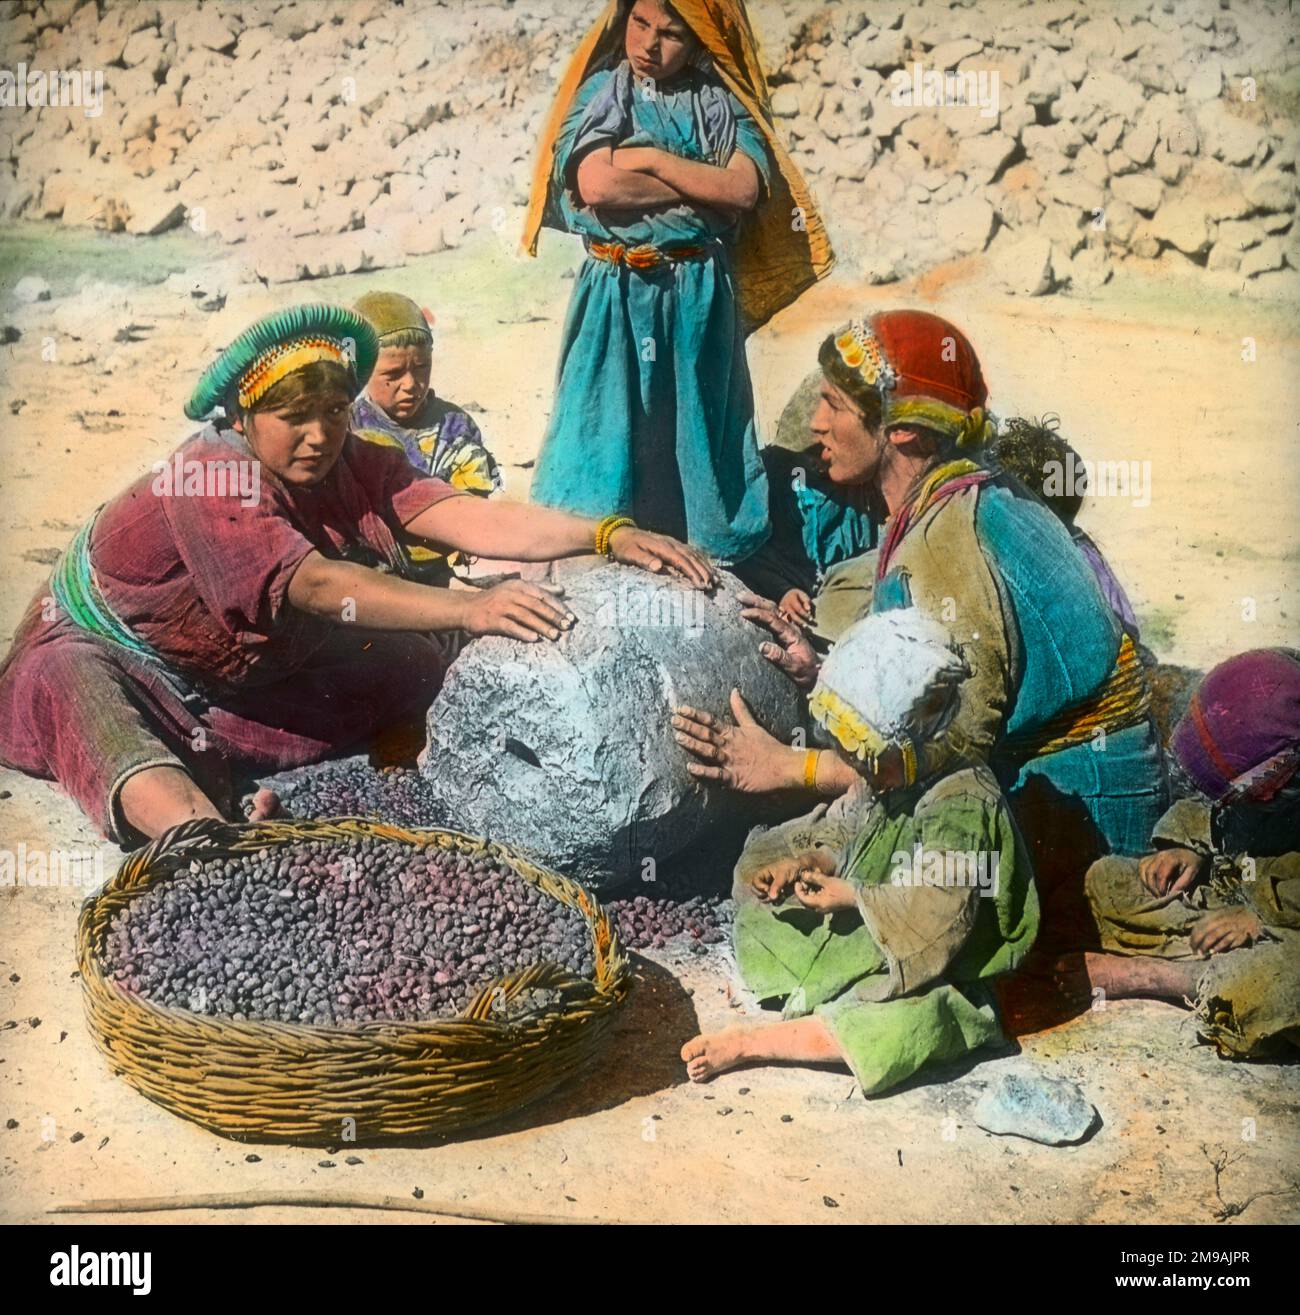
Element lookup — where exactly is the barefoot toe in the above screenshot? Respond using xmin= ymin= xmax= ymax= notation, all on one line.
xmin=1051 ymin=954 xmax=1091 ymax=1002
xmin=248 ymin=788 xmax=282 ymax=822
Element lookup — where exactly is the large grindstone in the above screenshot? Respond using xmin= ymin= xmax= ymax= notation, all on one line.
xmin=420 ymin=560 xmax=805 ymax=891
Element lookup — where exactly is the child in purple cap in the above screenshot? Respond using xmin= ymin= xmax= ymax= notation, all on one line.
xmin=1055 ymin=648 xmax=1300 ymax=1060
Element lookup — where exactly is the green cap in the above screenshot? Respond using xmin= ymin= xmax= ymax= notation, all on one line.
xmin=353 ymin=291 xmax=433 ymax=343
xmin=185 ymin=303 xmax=379 ymax=420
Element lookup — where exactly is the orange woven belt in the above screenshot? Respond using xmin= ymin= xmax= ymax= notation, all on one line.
xmin=587 ymin=240 xmax=710 ymax=269
xmin=1002 ymin=633 xmax=1152 ymax=761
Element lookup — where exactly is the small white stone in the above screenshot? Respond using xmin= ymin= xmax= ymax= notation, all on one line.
xmin=13 ymin=275 xmax=51 ymax=305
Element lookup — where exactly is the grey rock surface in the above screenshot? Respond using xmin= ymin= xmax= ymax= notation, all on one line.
xmin=974 ymin=1070 xmax=1101 ymax=1146
xmin=420 ymin=560 xmax=805 ymax=891
xmin=772 ymin=367 xmax=823 ymax=453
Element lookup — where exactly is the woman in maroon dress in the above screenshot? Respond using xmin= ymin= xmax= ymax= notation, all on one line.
xmin=0 ymin=304 xmax=713 ymax=844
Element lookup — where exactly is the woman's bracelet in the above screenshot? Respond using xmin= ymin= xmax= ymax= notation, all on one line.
xmin=595 ymin=514 xmax=636 ymax=556
xmin=802 ymin=748 xmax=821 ymax=791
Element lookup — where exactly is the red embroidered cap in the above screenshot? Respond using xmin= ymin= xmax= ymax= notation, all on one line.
xmin=833 ymin=309 xmax=992 ymax=447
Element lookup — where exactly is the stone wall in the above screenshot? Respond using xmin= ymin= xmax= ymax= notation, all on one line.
xmin=1 ymin=0 xmax=1296 ymax=298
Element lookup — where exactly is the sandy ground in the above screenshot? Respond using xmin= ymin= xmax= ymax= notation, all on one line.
xmin=0 ymin=226 xmax=1298 ymax=1224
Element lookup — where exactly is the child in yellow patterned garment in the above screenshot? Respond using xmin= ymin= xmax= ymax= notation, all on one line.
xmin=351 ymin=290 xmax=502 ymax=584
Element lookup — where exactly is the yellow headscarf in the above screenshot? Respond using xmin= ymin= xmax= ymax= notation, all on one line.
xmin=521 ymin=0 xmax=834 ymax=334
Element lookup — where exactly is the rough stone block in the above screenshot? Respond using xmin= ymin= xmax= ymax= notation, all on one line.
xmin=990 ymin=231 xmax=1055 ymax=295
xmin=421 ymin=562 xmax=805 ymax=890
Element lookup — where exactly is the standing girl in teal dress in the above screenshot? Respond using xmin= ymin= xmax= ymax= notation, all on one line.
xmin=522 ymin=0 xmax=834 ymax=565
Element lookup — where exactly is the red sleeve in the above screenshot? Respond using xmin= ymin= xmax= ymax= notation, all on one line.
xmin=159 ymin=466 xmax=318 ymax=639
xmin=340 ymin=434 xmax=467 ymax=527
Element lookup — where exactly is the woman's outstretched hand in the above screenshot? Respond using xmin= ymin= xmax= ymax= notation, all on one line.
xmin=673 ymin=689 xmax=796 ymax=793
xmin=738 ymin=591 xmax=820 ymax=689
xmin=607 ymin=525 xmax=717 ymax=590
xmin=459 ymin=579 xmax=575 ymax=643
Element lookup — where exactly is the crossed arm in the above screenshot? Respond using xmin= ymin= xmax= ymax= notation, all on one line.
xmin=575 ymin=144 xmax=760 ymax=213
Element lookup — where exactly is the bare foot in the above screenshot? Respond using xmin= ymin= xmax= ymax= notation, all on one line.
xmin=681 ymin=1016 xmax=844 ymax=1083
xmin=681 ymin=1029 xmax=755 ymax=1083
xmin=1053 ymin=951 xmax=1202 ymax=1008
xmin=119 ymin=764 xmax=224 ymax=841
xmin=246 ymin=788 xmax=283 ymax=823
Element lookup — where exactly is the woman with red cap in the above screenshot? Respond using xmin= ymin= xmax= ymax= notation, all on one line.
xmin=1058 ymin=648 xmax=1300 ymax=1060
xmin=673 ymin=309 xmax=1167 ymax=943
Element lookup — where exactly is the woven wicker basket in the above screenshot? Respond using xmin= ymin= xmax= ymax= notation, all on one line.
xmin=78 ymin=816 xmax=631 ymax=1144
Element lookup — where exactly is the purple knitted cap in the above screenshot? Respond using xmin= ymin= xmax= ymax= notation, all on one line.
xmin=1171 ymin=648 xmax=1300 ymax=802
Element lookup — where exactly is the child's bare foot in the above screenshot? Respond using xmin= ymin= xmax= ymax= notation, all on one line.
xmin=1053 ymin=951 xmax=1202 ymax=1007
xmin=119 ymin=764 xmax=224 ymax=841
xmin=681 ymin=1016 xmax=844 ymax=1082
xmin=246 ymin=788 xmax=283 ymax=822
xmin=681 ymin=1029 xmax=755 ymax=1083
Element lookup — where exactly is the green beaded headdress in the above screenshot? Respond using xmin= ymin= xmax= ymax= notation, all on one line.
xmin=185 ymin=304 xmax=379 ymax=420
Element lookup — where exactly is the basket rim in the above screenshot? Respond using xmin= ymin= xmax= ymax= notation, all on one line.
xmin=79 ymin=815 xmax=631 ymax=1045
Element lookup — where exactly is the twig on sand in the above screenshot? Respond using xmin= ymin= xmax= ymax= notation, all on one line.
xmin=50 ymin=1192 xmax=613 ymax=1226
xmin=1200 ymin=1143 xmax=1300 ymax=1221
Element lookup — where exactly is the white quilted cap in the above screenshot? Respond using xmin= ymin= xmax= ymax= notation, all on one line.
xmin=809 ymin=608 xmax=969 ymax=760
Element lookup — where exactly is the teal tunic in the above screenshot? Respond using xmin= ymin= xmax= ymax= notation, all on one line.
xmin=740 ymin=445 xmax=877 ymax=603
xmin=976 ymin=484 xmax=1165 ymax=856
xmin=795 ymin=482 xmax=875 ymax=582
xmin=529 ymin=61 xmax=773 ymax=564
xmin=873 ymin=478 xmax=1166 ymax=859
